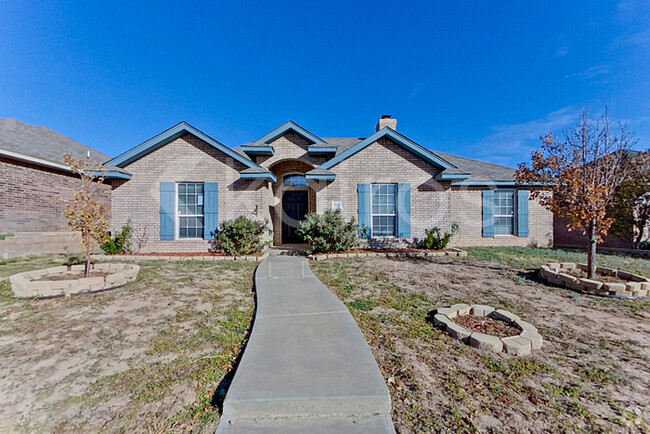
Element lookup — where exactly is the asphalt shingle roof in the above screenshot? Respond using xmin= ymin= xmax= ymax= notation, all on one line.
xmin=236 ymin=134 xmax=515 ymax=182
xmin=0 ymin=118 xmax=111 ymax=165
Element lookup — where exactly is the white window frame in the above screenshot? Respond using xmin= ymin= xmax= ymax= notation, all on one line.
xmin=493 ymin=189 xmax=516 ymax=236
xmin=176 ymin=182 xmax=205 ymax=240
xmin=370 ymin=183 xmax=397 ymax=238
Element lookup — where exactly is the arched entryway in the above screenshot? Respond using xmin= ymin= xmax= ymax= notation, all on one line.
xmin=268 ymin=160 xmax=316 ymax=246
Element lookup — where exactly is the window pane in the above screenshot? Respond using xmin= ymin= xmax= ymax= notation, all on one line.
xmin=493 ymin=190 xmax=514 ymax=216
xmin=283 ymin=174 xmax=307 ymax=187
xmin=494 ymin=217 xmax=514 ymax=235
xmin=177 ymin=183 xmax=205 ymax=238
xmin=373 ymin=215 xmax=396 ymax=237
xmin=371 ymin=184 xmax=396 ymax=215
xmin=179 ymin=216 xmax=204 ymax=239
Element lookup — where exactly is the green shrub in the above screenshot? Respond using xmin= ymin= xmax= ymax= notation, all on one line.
xmin=298 ymin=210 xmax=362 ymax=254
xmin=211 ymin=216 xmax=269 ymax=255
xmin=101 ymin=221 xmax=133 ymax=255
xmin=63 ymin=254 xmax=93 ymax=266
xmin=422 ymin=223 xmax=459 ymax=250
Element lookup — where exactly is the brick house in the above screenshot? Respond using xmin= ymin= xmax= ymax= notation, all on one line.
xmin=106 ymin=116 xmax=553 ymax=252
xmin=0 ymin=119 xmax=129 ymax=258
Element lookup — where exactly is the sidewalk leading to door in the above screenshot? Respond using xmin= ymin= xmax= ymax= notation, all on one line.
xmin=216 ymin=256 xmax=395 ymax=433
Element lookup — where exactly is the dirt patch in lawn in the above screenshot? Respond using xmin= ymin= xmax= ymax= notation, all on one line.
xmin=312 ymin=256 xmax=650 ymax=433
xmin=33 ymin=271 xmax=111 ymax=281
xmin=0 ymin=258 xmax=256 ymax=433
xmin=453 ymin=314 xmax=521 ymax=337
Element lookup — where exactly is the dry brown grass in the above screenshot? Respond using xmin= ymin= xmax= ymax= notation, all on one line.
xmin=312 ymin=254 xmax=650 ymax=433
xmin=0 ymin=257 xmax=256 ymax=433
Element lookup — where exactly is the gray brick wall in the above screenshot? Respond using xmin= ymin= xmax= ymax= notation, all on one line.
xmin=110 ymin=132 xmax=553 ymax=251
xmin=111 ymin=133 xmax=271 ymax=253
xmin=313 ymin=138 xmax=553 ymax=247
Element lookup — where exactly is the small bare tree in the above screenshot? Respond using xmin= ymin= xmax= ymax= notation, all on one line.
xmin=516 ymin=110 xmax=635 ymax=278
xmin=62 ymin=154 xmax=111 ymax=277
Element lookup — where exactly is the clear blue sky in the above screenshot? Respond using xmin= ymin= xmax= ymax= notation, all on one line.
xmin=1 ymin=1 xmax=648 ymax=167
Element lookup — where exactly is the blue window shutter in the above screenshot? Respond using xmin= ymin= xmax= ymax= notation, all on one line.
xmin=358 ymin=184 xmax=371 ymax=238
xmin=160 ymin=182 xmax=175 ymax=240
xmin=397 ymin=183 xmax=411 ymax=238
xmin=204 ymin=182 xmax=219 ymax=240
xmin=482 ymin=190 xmax=494 ymax=237
xmin=517 ymin=189 xmax=530 ymax=237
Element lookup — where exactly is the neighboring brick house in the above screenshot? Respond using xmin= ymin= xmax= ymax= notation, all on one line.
xmin=106 ymin=116 xmax=554 ymax=252
xmin=0 ymin=119 xmax=129 ymax=258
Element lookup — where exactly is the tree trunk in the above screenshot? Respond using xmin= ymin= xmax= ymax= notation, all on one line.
xmin=84 ymin=233 xmax=92 ymax=278
xmin=587 ymin=222 xmax=598 ymax=279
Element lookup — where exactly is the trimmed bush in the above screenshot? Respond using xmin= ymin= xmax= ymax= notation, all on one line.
xmin=101 ymin=221 xmax=133 ymax=255
xmin=298 ymin=210 xmax=362 ymax=254
xmin=211 ymin=216 xmax=269 ymax=255
xmin=421 ymin=223 xmax=459 ymax=250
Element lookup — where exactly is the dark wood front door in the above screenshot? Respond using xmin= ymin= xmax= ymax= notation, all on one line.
xmin=282 ymin=191 xmax=308 ymax=244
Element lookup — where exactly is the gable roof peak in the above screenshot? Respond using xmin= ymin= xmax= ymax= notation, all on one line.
xmin=250 ymin=120 xmax=326 ymax=145
xmin=106 ymin=121 xmax=260 ymax=169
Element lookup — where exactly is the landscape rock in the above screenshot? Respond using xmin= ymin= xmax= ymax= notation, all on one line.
xmin=470 ymin=304 xmax=495 ymax=317
xmin=446 ymin=322 xmax=472 ymax=341
xmin=469 ymin=332 xmax=503 ymax=352
xmin=501 ymin=336 xmax=532 ymax=356
xmin=491 ymin=309 xmax=521 ymax=324
xmin=520 ymin=330 xmax=543 ymax=350
xmin=450 ymin=303 xmax=471 ymax=316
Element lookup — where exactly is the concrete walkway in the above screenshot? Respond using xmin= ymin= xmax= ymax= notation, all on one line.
xmin=216 ymin=256 xmax=394 ymax=433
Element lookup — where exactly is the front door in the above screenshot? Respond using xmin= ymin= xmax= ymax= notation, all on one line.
xmin=282 ymin=190 xmax=308 ymax=244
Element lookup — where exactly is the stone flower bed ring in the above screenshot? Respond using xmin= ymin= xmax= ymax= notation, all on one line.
xmin=9 ymin=263 xmax=140 ymax=298
xmin=433 ymin=304 xmax=542 ymax=356
xmin=539 ymin=262 xmax=650 ymax=299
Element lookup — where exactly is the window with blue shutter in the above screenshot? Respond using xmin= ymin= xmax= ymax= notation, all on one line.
xmin=358 ymin=184 xmax=371 ymax=238
xmin=482 ymin=190 xmax=495 ymax=237
xmin=517 ymin=189 xmax=530 ymax=237
xmin=160 ymin=182 xmax=175 ymax=240
xmin=204 ymin=182 xmax=219 ymax=240
xmin=397 ymin=183 xmax=411 ymax=238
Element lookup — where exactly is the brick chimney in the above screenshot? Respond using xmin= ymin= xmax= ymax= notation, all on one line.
xmin=375 ymin=114 xmax=397 ymax=132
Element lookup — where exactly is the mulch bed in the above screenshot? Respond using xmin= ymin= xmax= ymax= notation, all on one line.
xmin=34 ymin=271 xmax=111 ymax=281
xmin=454 ymin=314 xmax=521 ymax=337
xmin=314 ymin=248 xmax=456 ymax=256
xmin=124 ymin=252 xmax=228 ymax=257
xmin=569 ymin=270 xmax=630 ymax=284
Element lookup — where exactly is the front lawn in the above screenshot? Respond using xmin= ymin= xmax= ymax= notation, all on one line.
xmin=0 ymin=256 xmax=256 ymax=432
xmin=465 ymin=246 xmax=650 ymax=276
xmin=311 ymin=249 xmax=650 ymax=433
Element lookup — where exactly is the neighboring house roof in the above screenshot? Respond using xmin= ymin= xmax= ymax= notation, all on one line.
xmin=0 ymin=118 xmax=130 ymax=179
xmin=0 ymin=118 xmax=111 ymax=165
xmin=432 ymin=151 xmax=516 ymax=184
xmin=106 ymin=121 xmax=276 ymax=182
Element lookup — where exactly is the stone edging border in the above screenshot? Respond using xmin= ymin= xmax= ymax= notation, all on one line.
xmin=9 ymin=263 xmax=140 ymax=299
xmin=433 ymin=304 xmax=542 ymax=355
xmin=539 ymin=263 xmax=649 ymax=298
xmin=307 ymin=248 xmax=468 ymax=261
xmin=94 ymin=254 xmax=268 ymax=262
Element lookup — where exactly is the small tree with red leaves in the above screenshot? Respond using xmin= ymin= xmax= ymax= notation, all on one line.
xmin=515 ymin=110 xmax=635 ymax=278
xmin=62 ymin=154 xmax=111 ymax=277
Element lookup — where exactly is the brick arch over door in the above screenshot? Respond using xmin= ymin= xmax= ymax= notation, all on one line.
xmin=268 ymin=159 xmax=316 ymax=246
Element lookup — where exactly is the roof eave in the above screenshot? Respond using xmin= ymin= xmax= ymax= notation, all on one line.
xmin=240 ymin=172 xmax=277 ymax=182
xmin=106 ymin=121 xmax=260 ymax=170
xmin=242 ymin=145 xmax=275 ymax=156
xmin=318 ymin=127 xmax=455 ymax=171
